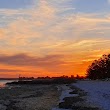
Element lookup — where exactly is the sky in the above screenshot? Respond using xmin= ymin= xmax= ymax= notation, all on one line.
xmin=0 ymin=0 xmax=110 ymax=78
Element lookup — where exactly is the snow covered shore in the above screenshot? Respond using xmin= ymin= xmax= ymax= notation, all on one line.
xmin=73 ymin=81 xmax=110 ymax=110
xmin=52 ymin=84 xmax=98 ymax=110
xmin=52 ymin=85 xmax=75 ymax=110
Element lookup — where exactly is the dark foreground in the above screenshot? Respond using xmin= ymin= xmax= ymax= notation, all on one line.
xmin=0 ymin=80 xmax=104 ymax=110
xmin=0 ymin=85 xmax=60 ymax=110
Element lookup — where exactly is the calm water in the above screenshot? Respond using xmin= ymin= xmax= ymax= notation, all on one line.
xmin=0 ymin=80 xmax=17 ymax=87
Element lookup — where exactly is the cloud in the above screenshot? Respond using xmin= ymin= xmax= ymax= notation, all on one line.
xmin=0 ymin=0 xmax=110 ymax=77
xmin=0 ymin=54 xmax=64 ymax=67
xmin=0 ymin=69 xmax=25 ymax=72
xmin=108 ymin=0 xmax=110 ymax=4
xmin=0 ymin=0 xmax=58 ymax=48
xmin=0 ymin=0 xmax=110 ymax=55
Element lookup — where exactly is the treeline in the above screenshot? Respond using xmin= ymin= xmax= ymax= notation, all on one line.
xmin=86 ymin=54 xmax=110 ymax=80
xmin=7 ymin=76 xmax=76 ymax=85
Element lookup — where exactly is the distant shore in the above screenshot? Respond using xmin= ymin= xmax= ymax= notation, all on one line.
xmin=6 ymin=77 xmax=76 ymax=85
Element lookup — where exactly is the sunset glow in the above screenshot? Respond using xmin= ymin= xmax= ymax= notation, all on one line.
xmin=0 ymin=0 xmax=110 ymax=78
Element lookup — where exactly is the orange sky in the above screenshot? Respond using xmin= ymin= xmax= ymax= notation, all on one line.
xmin=0 ymin=0 xmax=110 ymax=78
xmin=0 ymin=50 xmax=108 ymax=78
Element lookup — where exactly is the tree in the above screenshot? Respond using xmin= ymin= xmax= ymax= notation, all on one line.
xmin=86 ymin=54 xmax=110 ymax=79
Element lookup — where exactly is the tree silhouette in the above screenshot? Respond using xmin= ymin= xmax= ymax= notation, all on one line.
xmin=86 ymin=54 xmax=110 ymax=79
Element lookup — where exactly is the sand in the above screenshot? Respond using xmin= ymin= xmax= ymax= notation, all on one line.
xmin=0 ymin=84 xmax=60 ymax=110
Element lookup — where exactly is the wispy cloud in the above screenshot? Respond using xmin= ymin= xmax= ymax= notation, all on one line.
xmin=0 ymin=0 xmax=110 ymax=77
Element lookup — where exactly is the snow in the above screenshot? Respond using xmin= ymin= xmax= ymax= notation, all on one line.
xmin=59 ymin=85 xmax=78 ymax=103
xmin=73 ymin=81 xmax=110 ymax=110
xmin=52 ymin=85 xmax=77 ymax=110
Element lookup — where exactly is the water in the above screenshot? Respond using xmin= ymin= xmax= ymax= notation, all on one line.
xmin=0 ymin=80 xmax=17 ymax=87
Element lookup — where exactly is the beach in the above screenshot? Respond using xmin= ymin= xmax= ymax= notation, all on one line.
xmin=0 ymin=80 xmax=108 ymax=110
xmin=0 ymin=84 xmax=60 ymax=110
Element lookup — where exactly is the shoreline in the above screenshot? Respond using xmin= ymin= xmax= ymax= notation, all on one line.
xmin=0 ymin=84 xmax=60 ymax=110
xmin=53 ymin=83 xmax=101 ymax=110
xmin=0 ymin=80 xmax=105 ymax=110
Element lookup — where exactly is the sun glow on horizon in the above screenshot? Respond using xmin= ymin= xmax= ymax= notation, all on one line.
xmin=0 ymin=0 xmax=110 ymax=78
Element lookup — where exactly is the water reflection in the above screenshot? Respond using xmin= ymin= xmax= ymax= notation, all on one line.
xmin=0 ymin=80 xmax=17 ymax=88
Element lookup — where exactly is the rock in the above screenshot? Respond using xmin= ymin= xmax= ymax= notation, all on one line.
xmin=0 ymin=104 xmax=6 ymax=110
